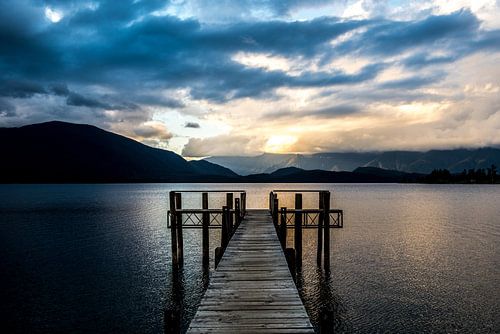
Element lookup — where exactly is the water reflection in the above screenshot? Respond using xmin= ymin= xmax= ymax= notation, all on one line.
xmin=1 ymin=184 xmax=499 ymax=333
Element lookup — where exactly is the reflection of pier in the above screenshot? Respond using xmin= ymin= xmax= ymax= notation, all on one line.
xmin=166 ymin=190 xmax=343 ymax=333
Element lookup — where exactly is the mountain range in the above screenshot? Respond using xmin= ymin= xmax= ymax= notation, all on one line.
xmin=0 ymin=121 xmax=238 ymax=183
xmin=1 ymin=121 xmax=498 ymax=183
xmin=205 ymin=149 xmax=500 ymax=175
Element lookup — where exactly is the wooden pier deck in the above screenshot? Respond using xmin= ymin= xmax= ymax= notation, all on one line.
xmin=187 ymin=209 xmax=314 ymax=333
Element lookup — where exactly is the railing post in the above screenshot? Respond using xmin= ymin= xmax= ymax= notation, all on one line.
xmin=285 ymin=248 xmax=296 ymax=280
xmin=269 ymin=192 xmax=273 ymax=212
xmin=169 ymin=191 xmax=178 ymax=269
xmin=273 ymin=197 xmax=279 ymax=229
xmin=294 ymin=193 xmax=303 ymax=270
xmin=235 ymin=198 xmax=241 ymax=229
xmin=240 ymin=192 xmax=246 ymax=217
xmin=215 ymin=247 xmax=222 ymax=269
xmin=226 ymin=193 xmax=234 ymax=232
xmin=317 ymin=191 xmax=324 ymax=266
xmin=221 ymin=205 xmax=229 ymax=249
xmin=323 ymin=191 xmax=331 ymax=270
xmin=202 ymin=192 xmax=209 ymax=269
xmin=175 ymin=192 xmax=183 ymax=268
xmin=279 ymin=207 xmax=287 ymax=250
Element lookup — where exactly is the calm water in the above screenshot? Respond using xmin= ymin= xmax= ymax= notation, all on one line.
xmin=0 ymin=184 xmax=499 ymax=333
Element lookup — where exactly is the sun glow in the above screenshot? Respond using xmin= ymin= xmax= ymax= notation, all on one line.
xmin=45 ymin=7 xmax=63 ymax=23
xmin=264 ymin=135 xmax=297 ymax=153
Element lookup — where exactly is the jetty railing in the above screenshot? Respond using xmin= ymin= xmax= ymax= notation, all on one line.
xmin=168 ymin=191 xmax=246 ymax=270
xmin=269 ymin=190 xmax=344 ymax=272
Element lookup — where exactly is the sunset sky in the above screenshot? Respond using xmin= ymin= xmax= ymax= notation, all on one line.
xmin=1 ymin=0 xmax=499 ymax=157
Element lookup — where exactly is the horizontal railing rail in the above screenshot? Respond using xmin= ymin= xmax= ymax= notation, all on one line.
xmin=272 ymin=189 xmax=329 ymax=192
xmin=167 ymin=209 xmax=241 ymax=228
xmin=281 ymin=209 xmax=343 ymax=228
xmin=169 ymin=190 xmax=246 ymax=193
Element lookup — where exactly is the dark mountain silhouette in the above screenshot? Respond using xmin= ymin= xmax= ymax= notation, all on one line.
xmin=188 ymin=159 xmax=239 ymax=178
xmin=2 ymin=121 xmax=492 ymax=183
xmin=241 ymin=166 xmax=422 ymax=183
xmin=206 ymin=149 xmax=500 ymax=175
xmin=0 ymin=121 xmax=236 ymax=183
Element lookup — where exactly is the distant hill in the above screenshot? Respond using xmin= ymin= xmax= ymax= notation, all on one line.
xmin=206 ymin=149 xmax=500 ymax=175
xmin=188 ymin=159 xmax=239 ymax=178
xmin=0 ymin=121 xmax=237 ymax=183
xmin=241 ymin=166 xmax=422 ymax=183
xmin=3 ymin=121 xmax=494 ymax=183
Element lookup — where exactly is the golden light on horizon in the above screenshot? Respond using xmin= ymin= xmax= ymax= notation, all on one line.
xmin=264 ymin=135 xmax=298 ymax=153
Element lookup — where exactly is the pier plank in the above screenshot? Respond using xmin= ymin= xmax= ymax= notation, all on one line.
xmin=187 ymin=210 xmax=314 ymax=333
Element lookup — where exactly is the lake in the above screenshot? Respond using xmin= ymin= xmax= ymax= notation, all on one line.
xmin=1 ymin=183 xmax=499 ymax=333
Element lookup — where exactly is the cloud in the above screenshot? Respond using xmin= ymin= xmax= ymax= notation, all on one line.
xmin=1 ymin=1 xmax=500 ymax=155
xmin=182 ymin=135 xmax=264 ymax=157
xmin=185 ymin=122 xmax=200 ymax=128
xmin=49 ymin=83 xmax=70 ymax=96
xmin=378 ymin=73 xmax=446 ymax=89
xmin=263 ymin=104 xmax=362 ymax=120
xmin=132 ymin=122 xmax=173 ymax=141
xmin=0 ymin=80 xmax=47 ymax=98
xmin=66 ymin=91 xmax=114 ymax=109
xmin=0 ymin=98 xmax=16 ymax=117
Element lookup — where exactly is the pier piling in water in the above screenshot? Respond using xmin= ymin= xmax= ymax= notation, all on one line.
xmin=226 ymin=193 xmax=233 ymax=231
xmin=294 ymin=193 xmax=303 ymax=270
xmin=317 ymin=191 xmax=324 ymax=266
xmin=323 ymin=191 xmax=331 ymax=270
xmin=169 ymin=191 xmax=178 ymax=269
xmin=279 ymin=207 xmax=287 ymax=250
xmin=235 ymin=198 xmax=241 ymax=228
xmin=202 ymin=192 xmax=209 ymax=269
xmin=175 ymin=193 xmax=183 ymax=268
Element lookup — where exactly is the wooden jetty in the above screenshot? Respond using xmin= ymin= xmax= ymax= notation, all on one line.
xmin=187 ymin=209 xmax=314 ymax=333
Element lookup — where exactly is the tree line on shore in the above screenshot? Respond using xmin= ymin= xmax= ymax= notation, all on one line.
xmin=423 ymin=165 xmax=498 ymax=184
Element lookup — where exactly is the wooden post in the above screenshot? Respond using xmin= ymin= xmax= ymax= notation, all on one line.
xmin=169 ymin=191 xmax=178 ymax=269
xmin=317 ymin=191 xmax=324 ymax=266
xmin=319 ymin=309 xmax=334 ymax=334
xmin=215 ymin=247 xmax=223 ymax=269
xmin=279 ymin=207 xmax=287 ymax=250
xmin=269 ymin=192 xmax=273 ymax=212
xmin=240 ymin=192 xmax=246 ymax=217
xmin=323 ymin=191 xmax=331 ymax=270
xmin=221 ymin=205 xmax=229 ymax=249
xmin=202 ymin=192 xmax=209 ymax=269
xmin=273 ymin=197 xmax=279 ymax=228
xmin=285 ymin=248 xmax=296 ymax=279
xmin=294 ymin=193 xmax=303 ymax=270
xmin=226 ymin=193 xmax=234 ymax=233
xmin=235 ymin=198 xmax=241 ymax=228
xmin=175 ymin=192 xmax=183 ymax=268
xmin=164 ymin=308 xmax=180 ymax=334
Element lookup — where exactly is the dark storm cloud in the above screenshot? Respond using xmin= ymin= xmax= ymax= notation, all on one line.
xmin=49 ymin=83 xmax=70 ymax=96
xmin=189 ymin=0 xmax=336 ymax=17
xmin=132 ymin=94 xmax=186 ymax=109
xmin=378 ymin=73 xmax=446 ymax=90
xmin=335 ymin=10 xmax=479 ymax=56
xmin=401 ymin=53 xmax=458 ymax=68
xmin=0 ymin=80 xmax=47 ymax=98
xmin=66 ymin=92 xmax=113 ymax=109
xmin=0 ymin=98 xmax=16 ymax=116
xmin=263 ymin=104 xmax=361 ymax=120
xmin=1 ymin=0 xmax=499 ymax=127
xmin=185 ymin=122 xmax=200 ymax=128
